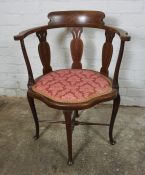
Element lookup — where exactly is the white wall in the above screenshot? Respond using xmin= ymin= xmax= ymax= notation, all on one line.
xmin=0 ymin=0 xmax=145 ymax=106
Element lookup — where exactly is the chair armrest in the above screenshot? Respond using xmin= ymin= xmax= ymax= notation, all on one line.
xmin=104 ymin=25 xmax=131 ymax=41
xmin=14 ymin=25 xmax=49 ymax=40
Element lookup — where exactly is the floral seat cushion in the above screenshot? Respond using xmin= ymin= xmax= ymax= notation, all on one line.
xmin=32 ymin=69 xmax=112 ymax=103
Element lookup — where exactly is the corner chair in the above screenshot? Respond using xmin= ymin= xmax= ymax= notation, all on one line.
xmin=14 ymin=11 xmax=130 ymax=165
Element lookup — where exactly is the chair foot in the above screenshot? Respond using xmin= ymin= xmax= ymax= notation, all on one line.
xmin=33 ymin=135 xmax=39 ymax=140
xmin=110 ymin=139 xmax=116 ymax=145
xmin=67 ymin=160 xmax=73 ymax=166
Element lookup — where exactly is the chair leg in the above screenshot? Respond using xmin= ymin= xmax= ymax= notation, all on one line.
xmin=74 ymin=110 xmax=79 ymax=118
xmin=27 ymin=93 xmax=39 ymax=140
xmin=63 ymin=110 xmax=73 ymax=165
xmin=109 ymin=94 xmax=120 ymax=145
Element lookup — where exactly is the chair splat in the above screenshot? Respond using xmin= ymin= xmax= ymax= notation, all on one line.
xmin=36 ymin=30 xmax=52 ymax=75
xmin=100 ymin=30 xmax=115 ymax=77
xmin=70 ymin=27 xmax=83 ymax=69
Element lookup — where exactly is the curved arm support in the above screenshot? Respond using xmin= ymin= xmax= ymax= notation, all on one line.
xmin=112 ymin=40 xmax=125 ymax=90
xmin=104 ymin=26 xmax=131 ymax=41
xmin=20 ymin=40 xmax=34 ymax=87
xmin=14 ymin=25 xmax=49 ymax=41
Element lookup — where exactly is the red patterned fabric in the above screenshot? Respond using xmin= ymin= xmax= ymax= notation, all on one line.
xmin=32 ymin=69 xmax=112 ymax=103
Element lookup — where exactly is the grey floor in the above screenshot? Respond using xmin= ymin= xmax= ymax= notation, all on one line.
xmin=0 ymin=97 xmax=145 ymax=175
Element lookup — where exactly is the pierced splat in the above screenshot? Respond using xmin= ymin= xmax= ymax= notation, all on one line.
xmin=70 ymin=27 xmax=83 ymax=69
xmin=100 ymin=30 xmax=115 ymax=76
xmin=36 ymin=30 xmax=52 ymax=75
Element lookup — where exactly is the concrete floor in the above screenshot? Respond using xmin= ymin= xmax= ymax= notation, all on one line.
xmin=0 ymin=97 xmax=145 ymax=175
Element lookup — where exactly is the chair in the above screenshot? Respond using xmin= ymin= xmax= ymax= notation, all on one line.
xmin=14 ymin=11 xmax=130 ymax=165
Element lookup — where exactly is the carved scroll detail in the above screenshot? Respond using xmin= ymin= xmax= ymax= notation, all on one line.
xmin=100 ymin=30 xmax=115 ymax=76
xmin=36 ymin=30 xmax=52 ymax=75
xmin=70 ymin=27 xmax=83 ymax=69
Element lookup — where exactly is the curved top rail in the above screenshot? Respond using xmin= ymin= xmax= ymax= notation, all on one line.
xmin=48 ymin=10 xmax=105 ymax=28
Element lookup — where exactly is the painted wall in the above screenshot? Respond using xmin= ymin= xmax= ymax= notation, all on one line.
xmin=0 ymin=0 xmax=145 ymax=106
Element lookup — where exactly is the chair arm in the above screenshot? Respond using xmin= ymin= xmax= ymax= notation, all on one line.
xmin=104 ymin=25 xmax=131 ymax=41
xmin=14 ymin=25 xmax=49 ymax=40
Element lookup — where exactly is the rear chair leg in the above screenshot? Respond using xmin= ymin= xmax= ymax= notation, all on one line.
xmin=74 ymin=110 xmax=79 ymax=118
xmin=109 ymin=94 xmax=120 ymax=145
xmin=27 ymin=93 xmax=39 ymax=140
xmin=63 ymin=110 xmax=73 ymax=165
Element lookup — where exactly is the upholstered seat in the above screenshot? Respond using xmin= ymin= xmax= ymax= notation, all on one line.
xmin=32 ymin=69 xmax=112 ymax=103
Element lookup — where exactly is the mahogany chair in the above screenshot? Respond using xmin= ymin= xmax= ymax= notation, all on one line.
xmin=14 ymin=11 xmax=130 ymax=165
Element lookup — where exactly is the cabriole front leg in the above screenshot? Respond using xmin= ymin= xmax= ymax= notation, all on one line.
xmin=27 ymin=93 xmax=39 ymax=140
xmin=109 ymin=94 xmax=120 ymax=145
xmin=63 ymin=110 xmax=73 ymax=165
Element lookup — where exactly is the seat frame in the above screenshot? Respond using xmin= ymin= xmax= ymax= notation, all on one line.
xmin=14 ymin=11 xmax=130 ymax=165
